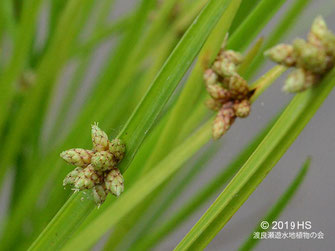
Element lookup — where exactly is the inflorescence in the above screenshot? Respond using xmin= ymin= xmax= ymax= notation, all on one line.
xmin=60 ymin=123 xmax=126 ymax=205
xmin=204 ymin=43 xmax=252 ymax=140
xmin=265 ymin=16 xmax=335 ymax=93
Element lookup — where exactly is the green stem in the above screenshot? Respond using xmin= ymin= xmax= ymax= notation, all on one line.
xmin=28 ymin=192 xmax=96 ymax=251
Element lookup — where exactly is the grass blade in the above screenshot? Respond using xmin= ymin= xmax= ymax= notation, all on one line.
xmin=228 ymin=0 xmax=287 ymax=51
xmin=239 ymin=157 xmax=310 ymax=251
xmin=28 ymin=193 xmax=96 ymax=251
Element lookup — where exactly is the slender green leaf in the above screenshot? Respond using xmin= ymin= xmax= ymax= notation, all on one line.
xmin=239 ymin=157 xmax=310 ymax=251
xmin=228 ymin=0 xmax=261 ymax=33
xmin=228 ymin=0 xmax=287 ymax=51
xmin=28 ymin=193 xmax=96 ymax=251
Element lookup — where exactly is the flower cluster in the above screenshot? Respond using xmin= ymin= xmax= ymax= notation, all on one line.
xmin=204 ymin=45 xmax=251 ymax=140
xmin=60 ymin=123 xmax=126 ymax=205
xmin=265 ymin=16 xmax=335 ymax=93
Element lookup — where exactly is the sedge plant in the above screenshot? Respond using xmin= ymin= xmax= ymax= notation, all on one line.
xmin=0 ymin=0 xmax=334 ymax=250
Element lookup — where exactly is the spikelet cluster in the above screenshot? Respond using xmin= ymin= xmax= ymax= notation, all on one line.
xmin=265 ymin=16 xmax=335 ymax=93
xmin=60 ymin=123 xmax=125 ymax=205
xmin=204 ymin=42 xmax=251 ymax=140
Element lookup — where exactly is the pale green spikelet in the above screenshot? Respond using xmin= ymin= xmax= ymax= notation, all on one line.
xmin=92 ymin=184 xmax=108 ymax=206
xmin=60 ymin=148 xmax=94 ymax=167
xmin=309 ymin=16 xmax=335 ymax=57
xmin=264 ymin=44 xmax=296 ymax=66
xmin=221 ymin=59 xmax=237 ymax=77
xmin=63 ymin=167 xmax=83 ymax=186
xmin=91 ymin=123 xmax=109 ymax=151
xmin=224 ymin=75 xmax=250 ymax=100
xmin=105 ymin=168 xmax=124 ymax=197
xmin=293 ymin=38 xmax=327 ymax=74
xmin=212 ymin=59 xmax=236 ymax=77
xmin=74 ymin=165 xmax=101 ymax=190
xmin=109 ymin=139 xmax=126 ymax=163
xmin=233 ymin=99 xmax=251 ymax=118
xmin=91 ymin=151 xmax=117 ymax=171
xmin=310 ymin=16 xmax=332 ymax=43
xmin=283 ymin=68 xmax=318 ymax=93
xmin=283 ymin=68 xmax=305 ymax=93
xmin=213 ymin=50 xmax=243 ymax=77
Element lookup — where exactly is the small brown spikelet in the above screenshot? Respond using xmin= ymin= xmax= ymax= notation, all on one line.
xmin=212 ymin=102 xmax=235 ymax=140
xmin=63 ymin=167 xmax=83 ymax=186
xmin=205 ymin=98 xmax=223 ymax=111
xmin=205 ymin=83 xmax=231 ymax=100
xmin=92 ymin=184 xmax=108 ymax=206
xmin=224 ymin=75 xmax=250 ymax=100
xmin=204 ymin=69 xmax=231 ymax=100
xmin=91 ymin=123 xmax=109 ymax=151
xmin=60 ymin=148 xmax=94 ymax=167
xmin=105 ymin=168 xmax=124 ymax=197
xmin=74 ymin=165 xmax=102 ymax=190
xmin=234 ymin=99 xmax=251 ymax=118
xmin=203 ymin=69 xmax=218 ymax=86
xmin=109 ymin=139 xmax=126 ymax=163
xmin=91 ymin=151 xmax=117 ymax=171
xmin=218 ymin=50 xmax=244 ymax=65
